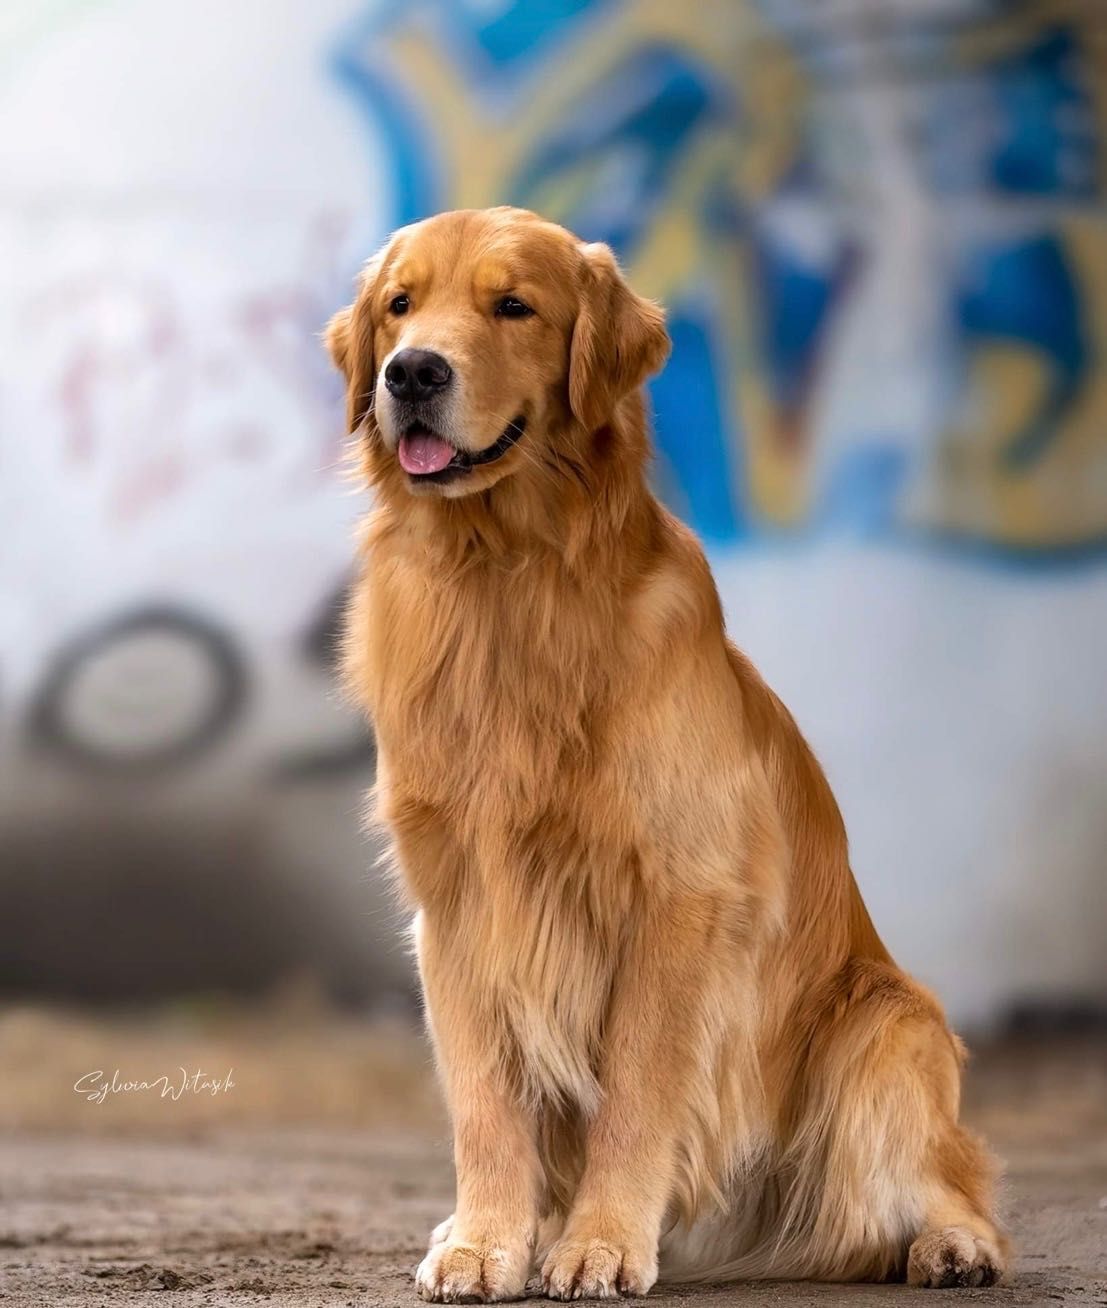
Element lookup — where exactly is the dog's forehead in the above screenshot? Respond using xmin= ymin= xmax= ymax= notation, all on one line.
xmin=389 ymin=210 xmax=578 ymax=293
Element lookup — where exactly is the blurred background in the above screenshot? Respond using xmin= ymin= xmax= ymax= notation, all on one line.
xmin=2 ymin=6 xmax=1106 ymax=1304
xmin=2 ymin=0 xmax=1105 ymax=1036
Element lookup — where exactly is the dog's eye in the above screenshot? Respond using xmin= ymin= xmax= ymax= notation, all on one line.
xmin=495 ymin=296 xmax=534 ymax=319
xmin=389 ymin=294 xmax=410 ymax=316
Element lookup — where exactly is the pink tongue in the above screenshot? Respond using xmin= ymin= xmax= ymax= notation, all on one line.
xmin=398 ymin=431 xmax=455 ymax=475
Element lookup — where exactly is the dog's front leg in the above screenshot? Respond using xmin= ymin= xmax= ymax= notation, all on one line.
xmin=541 ymin=901 xmax=718 ymax=1300
xmin=414 ymin=912 xmax=541 ymax=1303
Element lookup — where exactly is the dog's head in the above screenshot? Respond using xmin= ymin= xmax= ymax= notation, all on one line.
xmin=325 ymin=207 xmax=669 ymax=499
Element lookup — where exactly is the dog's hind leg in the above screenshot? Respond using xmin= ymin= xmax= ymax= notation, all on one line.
xmin=675 ymin=959 xmax=1008 ymax=1286
xmin=774 ymin=959 xmax=1008 ymax=1285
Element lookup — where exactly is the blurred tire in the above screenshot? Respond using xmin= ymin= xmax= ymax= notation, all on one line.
xmin=29 ymin=605 xmax=247 ymax=773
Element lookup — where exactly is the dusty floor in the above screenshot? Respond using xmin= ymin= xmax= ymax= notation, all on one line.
xmin=0 ymin=1005 xmax=1104 ymax=1307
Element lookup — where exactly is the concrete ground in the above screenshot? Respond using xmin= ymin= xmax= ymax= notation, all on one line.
xmin=0 ymin=1006 xmax=1104 ymax=1307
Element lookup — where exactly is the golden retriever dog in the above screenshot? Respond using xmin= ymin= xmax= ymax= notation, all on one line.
xmin=326 ymin=206 xmax=1007 ymax=1302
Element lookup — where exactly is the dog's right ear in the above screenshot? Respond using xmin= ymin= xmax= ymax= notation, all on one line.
xmin=325 ymin=250 xmax=385 ymax=435
xmin=324 ymin=305 xmax=353 ymax=377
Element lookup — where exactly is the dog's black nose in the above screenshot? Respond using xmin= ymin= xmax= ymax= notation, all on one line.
xmin=384 ymin=349 xmax=452 ymax=402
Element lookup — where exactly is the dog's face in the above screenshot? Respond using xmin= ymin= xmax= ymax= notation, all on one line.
xmin=326 ymin=207 xmax=669 ymax=499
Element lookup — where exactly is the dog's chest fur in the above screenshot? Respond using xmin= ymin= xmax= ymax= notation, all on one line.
xmin=362 ymin=540 xmax=633 ymax=833
xmin=359 ymin=540 xmax=646 ymax=1102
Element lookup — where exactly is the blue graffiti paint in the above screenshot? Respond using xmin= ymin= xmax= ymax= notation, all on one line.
xmin=649 ymin=310 xmax=742 ymax=545
xmin=745 ymin=204 xmax=859 ymax=416
xmin=956 ymin=233 xmax=1087 ymax=468
xmin=991 ymin=28 xmax=1098 ymax=200
xmin=511 ymin=46 xmax=728 ymax=262
xmin=922 ymin=25 xmax=1099 ymax=200
xmin=432 ymin=0 xmax=613 ymax=71
xmin=328 ymin=7 xmax=442 ymax=224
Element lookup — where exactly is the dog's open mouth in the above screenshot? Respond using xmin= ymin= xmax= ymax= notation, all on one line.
xmin=398 ymin=417 xmax=527 ymax=482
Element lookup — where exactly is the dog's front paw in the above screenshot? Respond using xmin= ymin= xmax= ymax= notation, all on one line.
xmin=416 ymin=1238 xmax=529 ymax=1303
xmin=541 ymin=1235 xmax=657 ymax=1300
xmin=907 ymin=1226 xmax=1004 ymax=1288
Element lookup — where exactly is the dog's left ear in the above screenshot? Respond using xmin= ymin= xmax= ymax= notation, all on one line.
xmin=569 ymin=242 xmax=670 ymax=432
xmin=325 ymin=250 xmax=385 ymax=434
